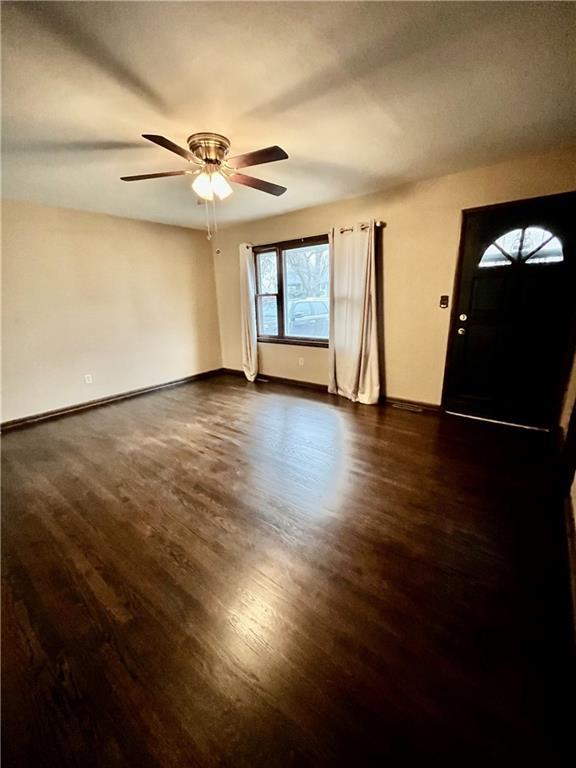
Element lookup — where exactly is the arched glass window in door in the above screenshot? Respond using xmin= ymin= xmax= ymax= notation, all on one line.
xmin=479 ymin=226 xmax=563 ymax=268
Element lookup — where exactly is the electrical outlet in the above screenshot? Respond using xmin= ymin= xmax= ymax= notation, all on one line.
xmin=298 ymin=357 xmax=304 ymax=367
xmin=84 ymin=374 xmax=93 ymax=384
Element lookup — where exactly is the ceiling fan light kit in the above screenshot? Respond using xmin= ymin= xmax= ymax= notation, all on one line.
xmin=209 ymin=171 xmax=233 ymax=200
xmin=191 ymin=167 xmax=234 ymax=202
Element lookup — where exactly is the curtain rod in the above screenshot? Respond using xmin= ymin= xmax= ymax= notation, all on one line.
xmin=339 ymin=221 xmax=386 ymax=233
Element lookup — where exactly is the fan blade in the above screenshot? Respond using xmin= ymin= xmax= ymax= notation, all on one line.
xmin=226 ymin=145 xmax=288 ymax=169
xmin=142 ymin=134 xmax=196 ymax=162
xmin=121 ymin=171 xmax=188 ymax=181
xmin=229 ymin=172 xmax=287 ymax=196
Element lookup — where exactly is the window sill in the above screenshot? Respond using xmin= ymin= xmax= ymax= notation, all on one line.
xmin=257 ymin=337 xmax=329 ymax=349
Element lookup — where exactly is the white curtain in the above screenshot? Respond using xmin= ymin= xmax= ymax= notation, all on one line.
xmin=328 ymin=221 xmax=380 ymax=404
xmin=239 ymin=242 xmax=258 ymax=382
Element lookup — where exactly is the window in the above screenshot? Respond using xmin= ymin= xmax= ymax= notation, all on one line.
xmin=254 ymin=235 xmax=330 ymax=346
xmin=478 ymin=226 xmax=563 ymax=268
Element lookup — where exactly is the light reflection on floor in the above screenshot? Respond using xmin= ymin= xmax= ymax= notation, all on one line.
xmin=246 ymin=394 xmax=348 ymax=516
xmin=217 ymin=395 xmax=350 ymax=693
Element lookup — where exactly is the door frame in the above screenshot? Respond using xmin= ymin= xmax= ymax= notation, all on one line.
xmin=441 ymin=192 xmax=576 ymax=429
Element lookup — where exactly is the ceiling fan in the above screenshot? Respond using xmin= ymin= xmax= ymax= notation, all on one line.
xmin=120 ymin=132 xmax=288 ymax=200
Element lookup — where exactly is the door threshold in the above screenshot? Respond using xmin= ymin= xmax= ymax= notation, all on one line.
xmin=445 ymin=410 xmax=551 ymax=432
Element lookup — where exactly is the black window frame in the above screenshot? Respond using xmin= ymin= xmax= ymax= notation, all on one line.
xmin=254 ymin=234 xmax=330 ymax=348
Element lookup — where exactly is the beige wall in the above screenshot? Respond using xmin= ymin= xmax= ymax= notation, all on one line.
xmin=1 ymin=200 xmax=221 ymax=421
xmin=258 ymin=342 xmax=328 ymax=386
xmin=561 ymin=353 xmax=576 ymax=434
xmin=213 ymin=146 xmax=576 ymax=404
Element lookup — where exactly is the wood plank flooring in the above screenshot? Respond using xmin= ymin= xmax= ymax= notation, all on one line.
xmin=2 ymin=374 xmax=574 ymax=766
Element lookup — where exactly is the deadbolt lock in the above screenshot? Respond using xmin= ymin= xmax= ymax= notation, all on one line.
xmin=459 ymin=313 xmax=468 ymax=321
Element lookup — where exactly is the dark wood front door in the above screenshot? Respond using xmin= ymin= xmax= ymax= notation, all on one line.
xmin=443 ymin=191 xmax=576 ymax=429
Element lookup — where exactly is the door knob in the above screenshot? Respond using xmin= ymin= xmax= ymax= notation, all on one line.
xmin=457 ymin=327 xmax=466 ymax=335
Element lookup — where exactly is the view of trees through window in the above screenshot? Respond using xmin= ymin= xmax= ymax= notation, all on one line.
xmin=255 ymin=238 xmax=330 ymax=342
xmin=284 ymin=244 xmax=329 ymax=338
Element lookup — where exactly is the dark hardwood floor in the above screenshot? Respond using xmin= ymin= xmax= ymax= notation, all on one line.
xmin=2 ymin=374 xmax=574 ymax=766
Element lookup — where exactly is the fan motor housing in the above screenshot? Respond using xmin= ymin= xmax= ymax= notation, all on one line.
xmin=187 ymin=132 xmax=230 ymax=164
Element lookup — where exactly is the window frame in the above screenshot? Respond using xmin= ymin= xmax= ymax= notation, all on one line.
xmin=253 ymin=234 xmax=330 ymax=348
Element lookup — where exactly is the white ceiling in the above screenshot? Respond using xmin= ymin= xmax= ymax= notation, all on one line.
xmin=2 ymin=1 xmax=575 ymax=229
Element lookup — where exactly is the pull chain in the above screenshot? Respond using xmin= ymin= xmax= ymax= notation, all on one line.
xmin=205 ymin=199 xmax=211 ymax=241
xmin=197 ymin=168 xmax=220 ymax=241
xmin=204 ymin=194 xmax=218 ymax=241
xmin=211 ymin=196 xmax=218 ymax=235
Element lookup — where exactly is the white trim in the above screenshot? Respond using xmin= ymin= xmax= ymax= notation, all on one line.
xmin=445 ymin=410 xmax=550 ymax=432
